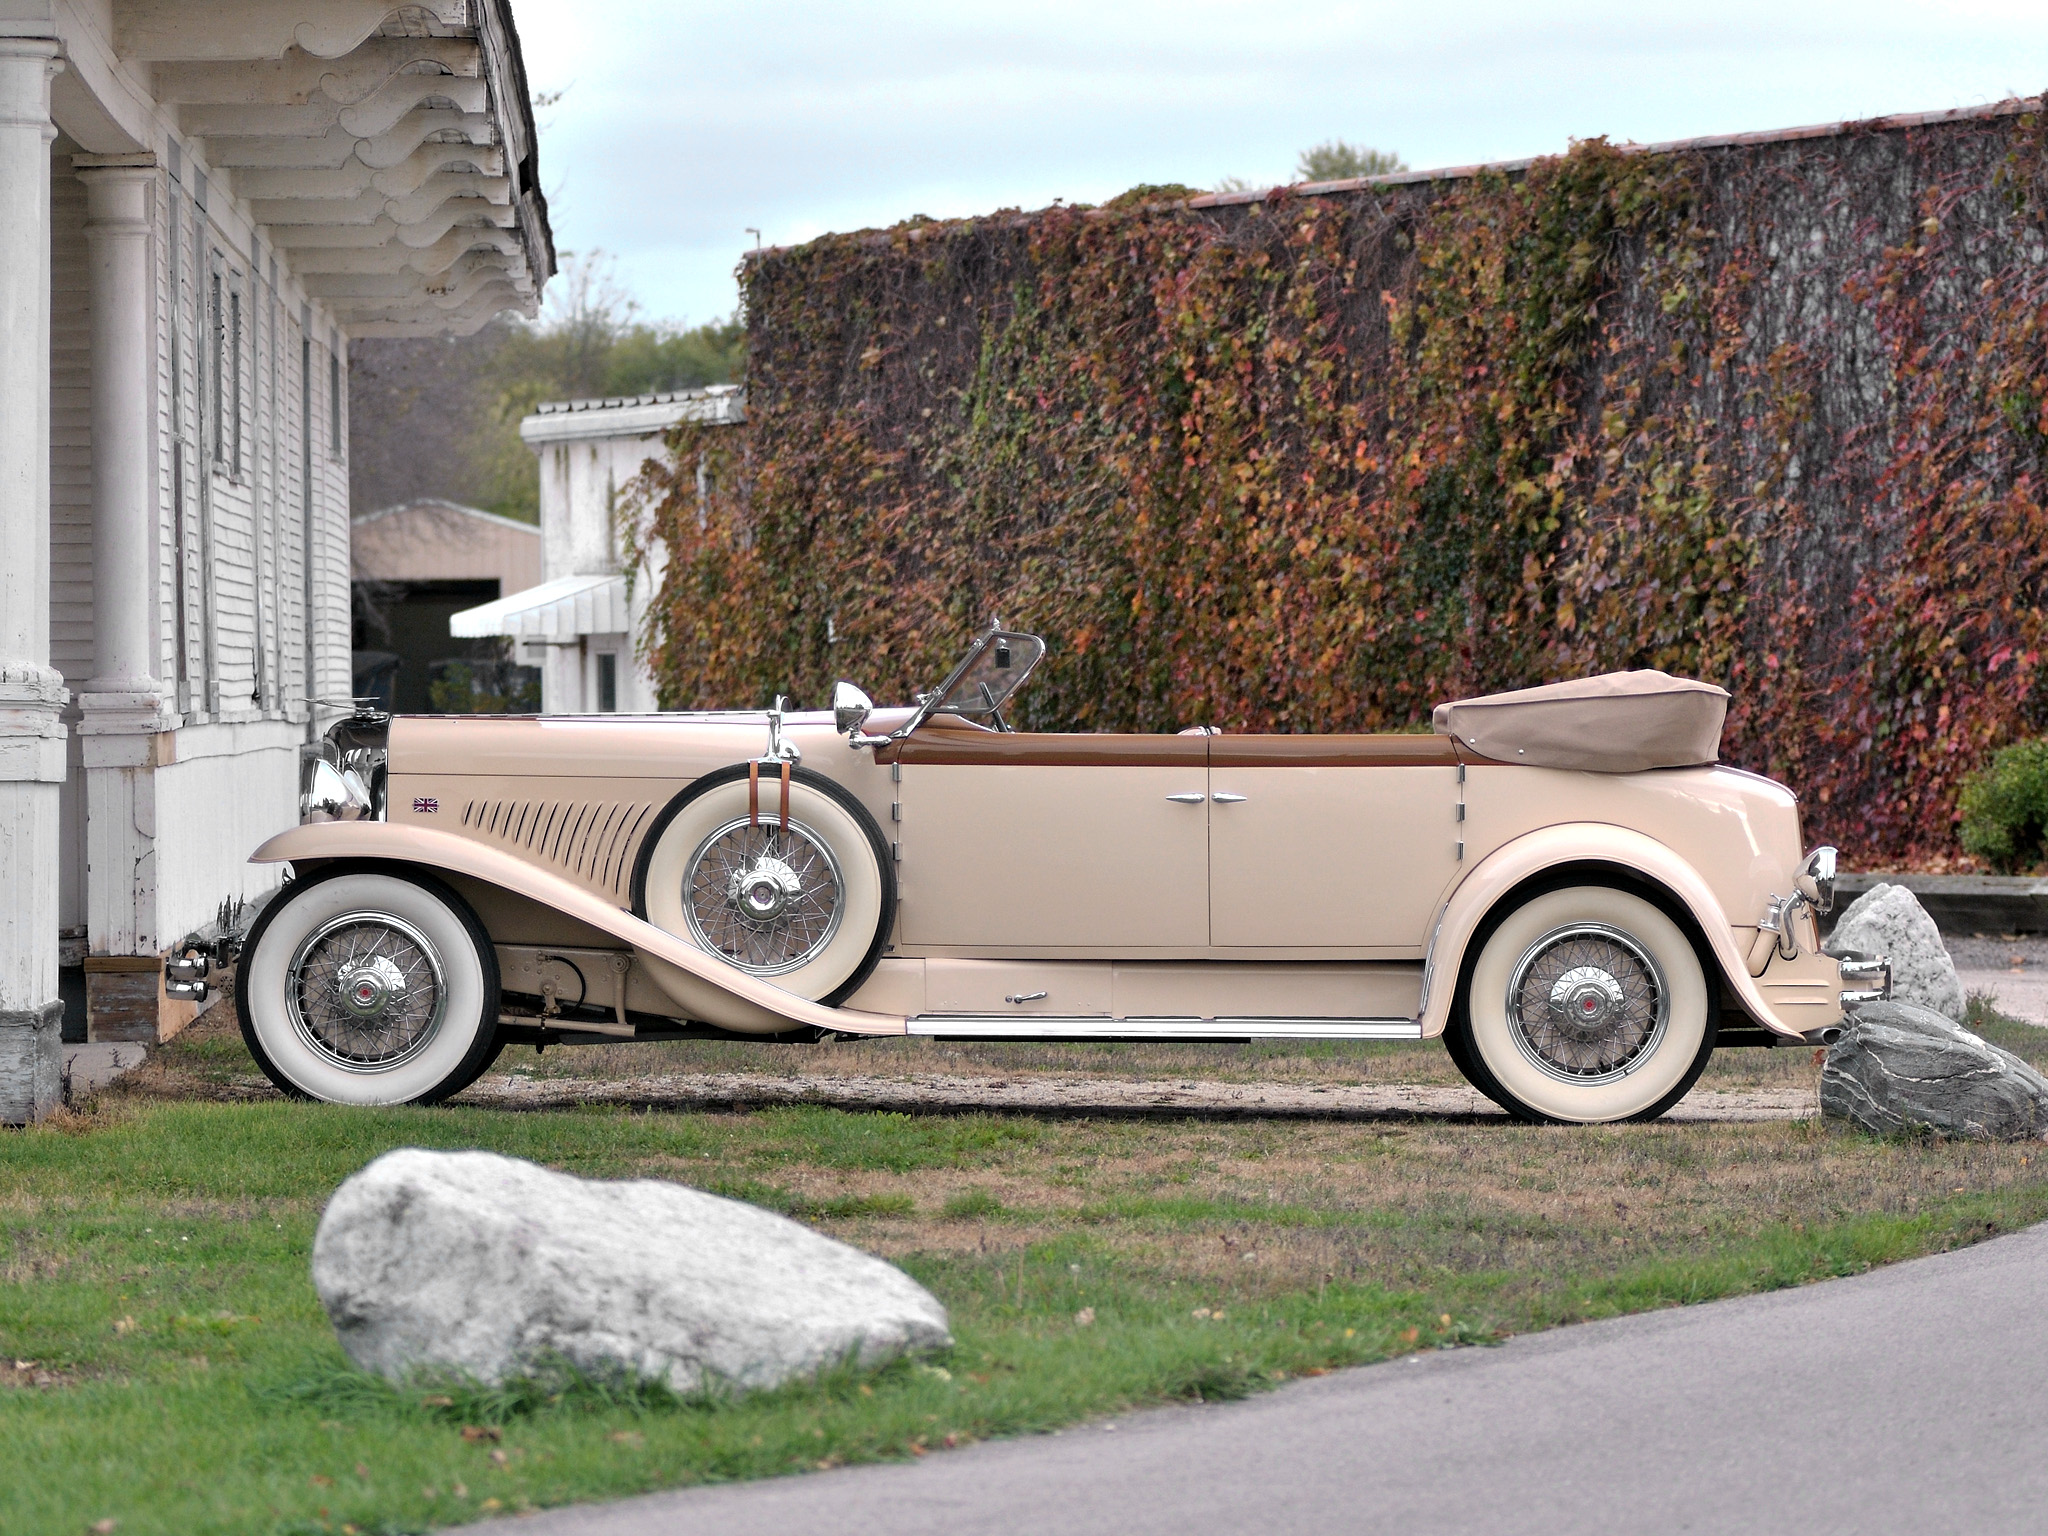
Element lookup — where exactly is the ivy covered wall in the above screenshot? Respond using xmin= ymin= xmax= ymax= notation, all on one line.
xmin=636 ymin=100 xmax=2048 ymax=866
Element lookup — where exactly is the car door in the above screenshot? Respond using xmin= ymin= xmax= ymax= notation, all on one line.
xmin=891 ymin=731 xmax=1211 ymax=951
xmin=1207 ymin=735 xmax=1462 ymax=952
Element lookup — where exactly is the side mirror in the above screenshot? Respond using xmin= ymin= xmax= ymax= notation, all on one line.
xmin=833 ymin=680 xmax=873 ymax=736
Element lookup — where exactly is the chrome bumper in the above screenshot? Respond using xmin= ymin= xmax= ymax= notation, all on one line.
xmin=1838 ymin=954 xmax=1892 ymax=1007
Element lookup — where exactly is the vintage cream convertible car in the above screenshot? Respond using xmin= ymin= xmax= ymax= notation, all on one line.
xmin=230 ymin=625 xmax=1887 ymax=1124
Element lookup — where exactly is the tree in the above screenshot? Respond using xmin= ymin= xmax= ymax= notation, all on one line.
xmin=350 ymin=250 xmax=746 ymax=521
xmin=1296 ymin=140 xmax=1406 ymax=182
xmin=1213 ymin=141 xmax=1407 ymax=196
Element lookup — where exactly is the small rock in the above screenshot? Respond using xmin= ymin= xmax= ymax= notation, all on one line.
xmin=312 ymin=1149 xmax=951 ymax=1393
xmin=1825 ymin=882 xmax=1965 ymax=1021
xmin=1821 ymin=1000 xmax=2048 ymax=1140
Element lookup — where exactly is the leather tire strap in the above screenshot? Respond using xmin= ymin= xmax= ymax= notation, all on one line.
xmin=778 ymin=759 xmax=793 ymax=849
xmin=748 ymin=759 xmax=760 ymax=828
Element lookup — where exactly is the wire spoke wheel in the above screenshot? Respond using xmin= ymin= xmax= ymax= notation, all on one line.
xmin=1507 ymin=922 xmax=1669 ymax=1084
xmin=286 ymin=910 xmax=447 ymax=1072
xmin=684 ymin=816 xmax=845 ymax=976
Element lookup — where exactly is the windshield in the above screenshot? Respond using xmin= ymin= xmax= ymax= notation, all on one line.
xmin=926 ymin=626 xmax=1046 ymax=728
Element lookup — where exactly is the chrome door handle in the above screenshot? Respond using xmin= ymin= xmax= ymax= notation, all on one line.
xmin=1165 ymin=792 xmax=1206 ymax=804
xmin=1005 ymin=991 xmax=1049 ymax=1004
xmin=1212 ymin=792 xmax=1247 ymax=804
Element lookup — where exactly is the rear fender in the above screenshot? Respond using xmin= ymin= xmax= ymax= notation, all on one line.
xmin=1417 ymin=823 xmax=1826 ymax=1042
xmin=250 ymin=823 xmax=906 ymax=1037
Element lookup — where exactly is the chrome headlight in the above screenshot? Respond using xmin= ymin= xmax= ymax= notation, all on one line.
xmin=302 ymin=707 xmax=390 ymax=823
xmin=1800 ymin=846 xmax=1838 ymax=915
xmin=301 ymin=757 xmax=371 ymax=823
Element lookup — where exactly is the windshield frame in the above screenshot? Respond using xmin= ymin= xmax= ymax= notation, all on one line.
xmin=903 ymin=623 xmax=1047 ymax=736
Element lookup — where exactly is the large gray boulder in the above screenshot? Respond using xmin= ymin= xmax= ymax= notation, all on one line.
xmin=312 ymin=1148 xmax=951 ymax=1392
xmin=1821 ymin=1001 xmax=2048 ymax=1140
xmin=1825 ymin=882 xmax=1965 ymax=1021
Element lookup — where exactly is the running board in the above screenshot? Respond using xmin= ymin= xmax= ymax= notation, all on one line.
xmin=906 ymin=1016 xmax=1423 ymax=1041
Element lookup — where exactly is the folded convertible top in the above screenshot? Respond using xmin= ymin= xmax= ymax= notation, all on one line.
xmin=1431 ymin=670 xmax=1730 ymax=773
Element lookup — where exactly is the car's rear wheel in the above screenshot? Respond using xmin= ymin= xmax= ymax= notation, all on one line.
xmin=1447 ymin=883 xmax=1717 ymax=1124
xmin=633 ymin=764 xmax=894 ymax=1005
xmin=236 ymin=869 xmax=502 ymax=1105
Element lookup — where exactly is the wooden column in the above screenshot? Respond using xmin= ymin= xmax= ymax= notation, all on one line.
xmin=74 ymin=154 xmax=180 ymax=1043
xmin=0 ymin=39 xmax=67 ymax=1123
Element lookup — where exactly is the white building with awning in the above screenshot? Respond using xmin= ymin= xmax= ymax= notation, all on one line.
xmin=451 ymin=385 xmax=742 ymax=713
xmin=0 ymin=0 xmax=553 ymax=1122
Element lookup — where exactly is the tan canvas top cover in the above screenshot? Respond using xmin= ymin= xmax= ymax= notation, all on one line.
xmin=1431 ymin=671 xmax=1730 ymax=773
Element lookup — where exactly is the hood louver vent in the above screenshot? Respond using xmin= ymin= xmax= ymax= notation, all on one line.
xmin=458 ymin=798 xmax=656 ymax=899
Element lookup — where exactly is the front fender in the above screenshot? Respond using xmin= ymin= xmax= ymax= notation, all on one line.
xmin=1417 ymin=823 xmax=1828 ymax=1042
xmin=250 ymin=823 xmax=906 ymax=1037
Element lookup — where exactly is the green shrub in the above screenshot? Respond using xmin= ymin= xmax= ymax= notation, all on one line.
xmin=1959 ymin=739 xmax=2048 ymax=873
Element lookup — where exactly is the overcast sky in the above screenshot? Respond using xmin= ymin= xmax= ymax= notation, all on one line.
xmin=509 ymin=0 xmax=2048 ymax=327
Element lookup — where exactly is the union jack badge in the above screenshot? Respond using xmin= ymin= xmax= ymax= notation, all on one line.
xmin=412 ymin=796 xmax=439 ymax=814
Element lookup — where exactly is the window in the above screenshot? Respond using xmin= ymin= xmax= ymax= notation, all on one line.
xmin=329 ymin=344 xmax=342 ymax=459
xmin=229 ymin=283 xmax=243 ymax=478
xmin=209 ymin=263 xmax=243 ymax=479
xmin=596 ymin=652 xmax=618 ymax=713
xmin=209 ymin=268 xmax=223 ymax=467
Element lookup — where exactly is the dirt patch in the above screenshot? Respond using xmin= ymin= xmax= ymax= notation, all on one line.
xmin=0 ymin=1358 xmax=79 ymax=1390
xmin=457 ymin=1069 xmax=1817 ymax=1124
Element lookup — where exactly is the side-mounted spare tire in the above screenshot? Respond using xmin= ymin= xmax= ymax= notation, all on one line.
xmin=632 ymin=763 xmax=896 ymax=1007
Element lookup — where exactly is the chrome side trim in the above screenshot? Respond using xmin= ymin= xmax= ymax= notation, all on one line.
xmin=906 ymin=1015 xmax=1423 ymax=1040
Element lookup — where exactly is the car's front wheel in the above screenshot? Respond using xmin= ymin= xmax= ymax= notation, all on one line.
xmin=236 ymin=869 xmax=502 ymax=1105
xmin=1447 ymin=883 xmax=1717 ymax=1124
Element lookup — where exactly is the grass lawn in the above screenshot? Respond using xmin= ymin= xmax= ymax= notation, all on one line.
xmin=6 ymin=1002 xmax=2048 ymax=1535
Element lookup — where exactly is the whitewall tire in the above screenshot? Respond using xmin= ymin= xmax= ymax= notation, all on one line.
xmin=1451 ymin=884 xmax=1717 ymax=1124
xmin=633 ymin=765 xmax=894 ymax=1005
xmin=236 ymin=870 xmax=501 ymax=1106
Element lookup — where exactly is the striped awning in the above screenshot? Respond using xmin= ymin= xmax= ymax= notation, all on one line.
xmin=449 ymin=574 xmax=629 ymax=641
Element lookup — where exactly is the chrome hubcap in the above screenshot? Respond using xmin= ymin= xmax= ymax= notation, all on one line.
xmin=286 ymin=912 xmax=446 ymax=1072
xmin=1549 ymin=965 xmax=1628 ymax=1039
xmin=685 ymin=816 xmax=844 ymax=976
xmin=729 ymin=855 xmax=804 ymax=923
xmin=1508 ymin=924 xmax=1667 ymax=1083
xmin=335 ymin=954 xmax=410 ymax=1020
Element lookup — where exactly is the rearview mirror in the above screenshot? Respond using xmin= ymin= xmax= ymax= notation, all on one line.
xmin=832 ymin=680 xmax=873 ymax=736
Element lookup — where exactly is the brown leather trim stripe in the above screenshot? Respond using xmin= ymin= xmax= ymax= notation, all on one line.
xmin=1209 ymin=734 xmax=1461 ymax=768
xmin=879 ymin=731 xmax=1463 ymax=768
xmin=880 ymin=733 xmax=1208 ymax=768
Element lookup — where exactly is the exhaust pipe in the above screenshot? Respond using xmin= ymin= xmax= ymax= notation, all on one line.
xmin=1801 ymin=1025 xmax=1844 ymax=1047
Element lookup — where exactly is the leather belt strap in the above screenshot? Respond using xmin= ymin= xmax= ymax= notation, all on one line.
xmin=748 ymin=759 xmax=760 ymax=828
xmin=778 ymin=759 xmax=792 ymax=849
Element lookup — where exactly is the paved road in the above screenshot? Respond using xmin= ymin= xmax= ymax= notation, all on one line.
xmin=1958 ymin=968 xmax=2048 ymax=1026
xmin=482 ymin=1222 xmax=2048 ymax=1536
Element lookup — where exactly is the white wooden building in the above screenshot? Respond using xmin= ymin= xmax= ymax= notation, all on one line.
xmin=0 ymin=0 xmax=553 ymax=1122
xmin=452 ymin=386 xmax=742 ymax=714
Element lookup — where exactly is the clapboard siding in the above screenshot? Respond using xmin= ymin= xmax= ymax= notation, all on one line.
xmin=311 ymin=331 xmax=352 ymax=706
xmin=169 ymin=176 xmax=203 ymax=712
xmin=154 ymin=164 xmax=176 ymax=700
xmin=46 ymin=147 xmax=356 ymax=737
xmin=50 ymin=146 xmax=92 ymax=686
xmin=40 ymin=113 xmax=448 ymax=978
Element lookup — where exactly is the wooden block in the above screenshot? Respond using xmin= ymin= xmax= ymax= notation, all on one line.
xmin=85 ymin=958 xmax=201 ymax=1045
